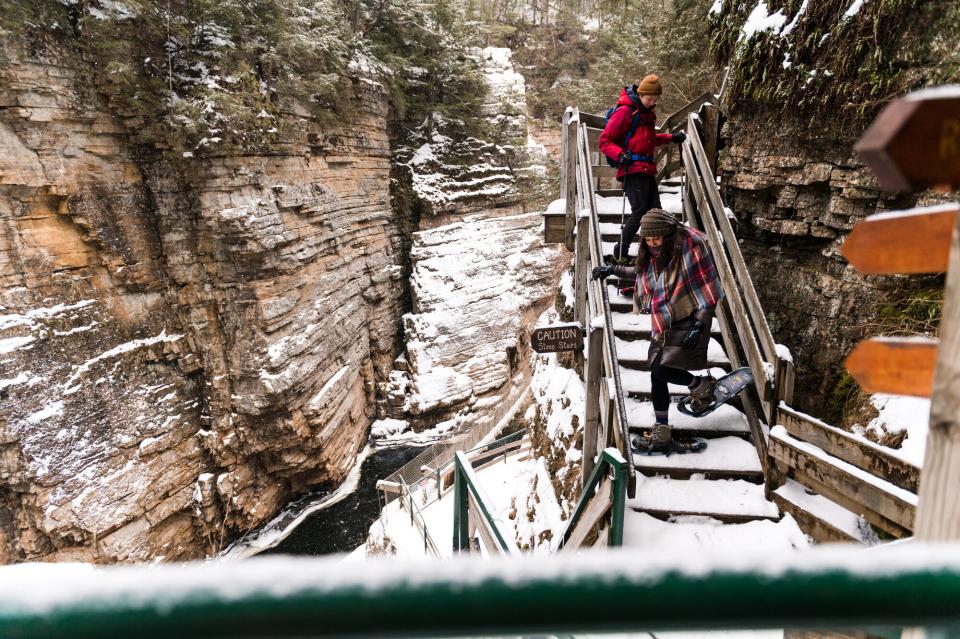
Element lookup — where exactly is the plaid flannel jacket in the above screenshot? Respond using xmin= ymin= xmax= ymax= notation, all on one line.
xmin=637 ymin=227 xmax=724 ymax=337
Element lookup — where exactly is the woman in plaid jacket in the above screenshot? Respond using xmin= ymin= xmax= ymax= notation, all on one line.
xmin=593 ymin=209 xmax=724 ymax=454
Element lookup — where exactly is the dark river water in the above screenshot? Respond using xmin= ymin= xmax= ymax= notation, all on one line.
xmin=260 ymin=444 xmax=425 ymax=556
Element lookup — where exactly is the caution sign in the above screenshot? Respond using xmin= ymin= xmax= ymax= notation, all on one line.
xmin=531 ymin=323 xmax=584 ymax=353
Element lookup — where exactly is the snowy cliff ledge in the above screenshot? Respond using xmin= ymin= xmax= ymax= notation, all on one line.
xmin=379 ymin=47 xmax=565 ymax=434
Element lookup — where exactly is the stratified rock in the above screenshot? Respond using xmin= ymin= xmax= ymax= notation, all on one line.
xmin=718 ymin=116 xmax=944 ymax=413
xmin=0 ymin=43 xmax=405 ymax=562
xmin=386 ymin=212 xmax=562 ymax=428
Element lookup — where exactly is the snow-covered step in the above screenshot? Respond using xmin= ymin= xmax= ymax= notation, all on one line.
xmin=610 ymin=304 xmax=722 ymax=338
xmin=615 ymin=335 xmax=729 ymax=371
xmin=620 ymin=366 xmax=729 ymax=398
xmin=624 ymin=400 xmax=752 ymax=439
xmin=771 ymin=479 xmax=876 ymax=545
xmin=622 ymin=511 xmax=808 ymax=553
xmin=630 ymin=476 xmax=780 ymax=524
xmin=632 ymin=435 xmax=764 ymax=482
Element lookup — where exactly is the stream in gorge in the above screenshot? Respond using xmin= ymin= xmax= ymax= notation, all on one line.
xmin=252 ymin=444 xmax=426 ymax=557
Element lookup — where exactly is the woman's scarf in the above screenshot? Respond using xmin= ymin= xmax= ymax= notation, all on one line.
xmin=637 ymin=227 xmax=724 ymax=336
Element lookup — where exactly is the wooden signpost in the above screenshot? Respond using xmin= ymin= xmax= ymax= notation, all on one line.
xmin=846 ymin=86 xmax=960 ymax=551
xmin=854 ymin=89 xmax=960 ymax=192
xmin=531 ymin=323 xmax=584 ymax=353
xmin=844 ymin=337 xmax=938 ymax=397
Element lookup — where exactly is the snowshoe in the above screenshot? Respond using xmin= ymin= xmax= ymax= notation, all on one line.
xmin=669 ymin=434 xmax=708 ymax=454
xmin=677 ymin=367 xmax=754 ymax=418
xmin=629 ymin=426 xmax=707 ymax=456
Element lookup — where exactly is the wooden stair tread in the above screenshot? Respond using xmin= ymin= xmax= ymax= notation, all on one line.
xmin=630 ymin=476 xmax=779 ymax=520
xmin=632 ymin=436 xmax=764 ymax=481
xmin=632 ymin=508 xmax=779 ymax=525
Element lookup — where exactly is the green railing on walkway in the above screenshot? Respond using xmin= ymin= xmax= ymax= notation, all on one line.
xmin=452 ymin=450 xmax=521 ymax=555
xmin=3 ymin=545 xmax=960 ymax=638
xmin=556 ymin=447 xmax=628 ymax=551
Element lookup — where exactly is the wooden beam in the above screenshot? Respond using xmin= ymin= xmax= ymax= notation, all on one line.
xmin=778 ymin=404 xmax=920 ymax=493
xmin=564 ymin=110 xmax=579 ymax=251
xmin=769 ymin=432 xmax=915 ymax=536
xmin=582 ymin=325 xmax=603 ymax=489
xmin=841 ymin=204 xmax=958 ymax=274
xmin=770 ymin=492 xmax=863 ymax=544
xmin=561 ymin=480 xmax=612 ymax=551
xmin=687 ymin=114 xmax=778 ymax=365
xmin=915 ymin=211 xmax=960 ymax=541
xmin=845 ymin=336 xmax=938 ymax=397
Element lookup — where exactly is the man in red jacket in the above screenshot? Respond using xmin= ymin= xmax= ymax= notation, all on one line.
xmin=598 ymin=74 xmax=686 ymax=263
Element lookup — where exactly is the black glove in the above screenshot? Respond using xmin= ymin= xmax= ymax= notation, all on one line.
xmin=616 ymin=152 xmax=633 ymax=167
xmin=672 ymin=131 xmax=687 ymax=144
xmin=680 ymin=320 xmax=704 ymax=350
xmin=592 ymin=266 xmax=615 ymax=281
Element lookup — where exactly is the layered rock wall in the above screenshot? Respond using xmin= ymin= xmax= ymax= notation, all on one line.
xmin=718 ymin=117 xmax=941 ymax=412
xmin=0 ymin=44 xmax=405 ymax=562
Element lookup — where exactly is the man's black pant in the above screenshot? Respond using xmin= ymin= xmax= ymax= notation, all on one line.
xmin=615 ymin=172 xmax=661 ymax=259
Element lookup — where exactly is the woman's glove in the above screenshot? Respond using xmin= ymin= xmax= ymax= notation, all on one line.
xmin=680 ymin=320 xmax=704 ymax=350
xmin=616 ymin=152 xmax=633 ymax=166
xmin=672 ymin=131 xmax=687 ymax=144
xmin=592 ymin=266 xmax=615 ymax=281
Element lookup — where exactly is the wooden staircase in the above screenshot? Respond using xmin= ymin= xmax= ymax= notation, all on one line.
xmin=543 ymin=99 xmax=918 ymax=552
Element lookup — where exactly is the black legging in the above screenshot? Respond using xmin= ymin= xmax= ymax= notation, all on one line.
xmin=650 ymin=352 xmax=694 ymax=413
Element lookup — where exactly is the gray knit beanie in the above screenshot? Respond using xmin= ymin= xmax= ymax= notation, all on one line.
xmin=639 ymin=209 xmax=678 ymax=237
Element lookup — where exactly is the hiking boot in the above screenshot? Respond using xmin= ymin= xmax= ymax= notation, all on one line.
xmin=688 ymin=376 xmax=717 ymax=412
xmin=629 ymin=423 xmax=671 ymax=454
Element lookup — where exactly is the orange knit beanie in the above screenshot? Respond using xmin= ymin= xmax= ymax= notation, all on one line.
xmin=638 ymin=74 xmax=663 ymax=96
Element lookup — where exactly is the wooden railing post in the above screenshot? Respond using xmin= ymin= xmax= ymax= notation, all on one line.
xmin=574 ymin=213 xmax=590 ymax=335
xmin=564 ymin=109 xmax=579 ymax=252
xmin=915 ymin=212 xmax=960 ymax=541
xmin=582 ymin=323 xmax=603 ymax=488
xmin=701 ymin=103 xmax=721 ymax=177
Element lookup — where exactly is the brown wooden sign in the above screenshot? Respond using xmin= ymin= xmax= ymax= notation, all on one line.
xmin=841 ymin=204 xmax=958 ymax=274
xmin=855 ymin=90 xmax=960 ymax=192
xmin=531 ymin=323 xmax=584 ymax=353
xmin=845 ymin=337 xmax=939 ymax=397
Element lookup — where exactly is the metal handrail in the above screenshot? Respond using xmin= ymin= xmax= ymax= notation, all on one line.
xmin=556 ymin=447 xmax=628 ymax=550
xmin=452 ymin=451 xmax=520 ymax=555
xmin=6 ymin=545 xmax=960 ymax=637
xmin=398 ymin=478 xmax=442 ymax=558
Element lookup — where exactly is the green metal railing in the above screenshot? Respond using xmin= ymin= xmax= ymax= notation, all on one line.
xmin=556 ymin=447 xmax=628 ymax=550
xmin=3 ymin=545 xmax=960 ymax=638
xmin=452 ymin=450 xmax=520 ymax=555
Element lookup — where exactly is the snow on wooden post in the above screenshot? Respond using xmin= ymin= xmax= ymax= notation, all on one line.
xmin=854 ymin=87 xmax=960 ymax=192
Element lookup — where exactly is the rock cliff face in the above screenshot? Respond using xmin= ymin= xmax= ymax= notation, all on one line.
xmin=0 ymin=45 xmax=406 ymax=562
xmin=380 ymin=48 xmax=565 ymax=433
xmin=718 ymin=117 xmax=940 ymax=412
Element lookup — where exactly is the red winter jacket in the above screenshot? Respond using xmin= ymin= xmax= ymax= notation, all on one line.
xmin=598 ymin=87 xmax=673 ymax=180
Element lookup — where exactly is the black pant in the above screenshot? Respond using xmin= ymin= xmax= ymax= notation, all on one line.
xmin=650 ymin=352 xmax=694 ymax=413
xmin=616 ymin=172 xmax=661 ymax=258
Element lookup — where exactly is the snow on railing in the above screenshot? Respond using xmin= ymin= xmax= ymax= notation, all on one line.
xmin=4 ymin=545 xmax=960 ymax=637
